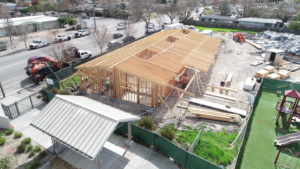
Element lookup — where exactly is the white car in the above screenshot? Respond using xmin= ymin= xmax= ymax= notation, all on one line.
xmin=78 ymin=50 xmax=92 ymax=60
xmin=146 ymin=28 xmax=156 ymax=34
xmin=251 ymin=61 xmax=263 ymax=66
xmin=117 ymin=25 xmax=125 ymax=30
xmin=75 ymin=30 xmax=90 ymax=37
xmin=29 ymin=40 xmax=50 ymax=49
xmin=54 ymin=34 xmax=71 ymax=42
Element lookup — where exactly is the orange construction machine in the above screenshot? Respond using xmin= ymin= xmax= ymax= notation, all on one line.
xmin=233 ymin=33 xmax=245 ymax=42
xmin=25 ymin=57 xmax=61 ymax=84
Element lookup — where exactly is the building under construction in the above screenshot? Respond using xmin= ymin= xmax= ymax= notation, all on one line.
xmin=75 ymin=29 xmax=221 ymax=108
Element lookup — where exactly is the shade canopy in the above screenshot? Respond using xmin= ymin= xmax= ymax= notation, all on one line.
xmin=285 ymin=90 xmax=300 ymax=99
xmin=30 ymin=95 xmax=140 ymax=160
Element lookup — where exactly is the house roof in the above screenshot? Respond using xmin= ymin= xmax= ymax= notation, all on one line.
xmin=30 ymin=95 xmax=140 ymax=160
xmin=238 ymin=18 xmax=282 ymax=24
xmin=200 ymin=14 xmax=237 ymax=21
xmin=76 ymin=29 xmax=221 ymax=87
xmin=0 ymin=15 xmax=57 ymax=28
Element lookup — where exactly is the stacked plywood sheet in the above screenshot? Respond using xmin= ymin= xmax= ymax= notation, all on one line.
xmin=255 ymin=69 xmax=269 ymax=78
xmin=277 ymin=70 xmax=290 ymax=79
xmin=188 ymin=107 xmax=241 ymax=122
xmin=263 ymin=66 xmax=275 ymax=73
xmin=267 ymin=73 xmax=280 ymax=80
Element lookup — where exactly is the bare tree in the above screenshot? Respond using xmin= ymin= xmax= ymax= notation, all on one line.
xmin=130 ymin=0 xmax=157 ymax=34
xmin=178 ymin=0 xmax=198 ymax=21
xmin=48 ymin=29 xmax=60 ymax=39
xmin=17 ymin=25 xmax=30 ymax=49
xmin=164 ymin=2 xmax=179 ymax=24
xmin=122 ymin=21 xmax=138 ymax=38
xmin=88 ymin=25 xmax=112 ymax=53
xmin=40 ymin=37 xmax=73 ymax=68
xmin=0 ymin=6 xmax=14 ymax=45
xmin=155 ymin=13 xmax=165 ymax=29
xmin=77 ymin=16 xmax=84 ymax=27
xmin=232 ymin=0 xmax=258 ymax=18
xmin=274 ymin=2 xmax=296 ymax=22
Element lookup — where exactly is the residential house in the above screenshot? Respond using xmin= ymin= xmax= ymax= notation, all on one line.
xmin=199 ymin=14 xmax=238 ymax=23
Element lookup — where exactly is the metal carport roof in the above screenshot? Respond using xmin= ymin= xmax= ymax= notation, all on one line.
xmin=30 ymin=95 xmax=141 ymax=160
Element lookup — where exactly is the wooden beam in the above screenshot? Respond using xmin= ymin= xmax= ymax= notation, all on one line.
xmin=158 ymin=93 xmax=176 ymax=118
xmin=162 ymin=82 xmax=195 ymax=97
xmin=204 ymin=84 xmax=237 ymax=93
xmin=178 ymin=75 xmax=195 ymax=101
xmin=205 ymin=91 xmax=235 ymax=101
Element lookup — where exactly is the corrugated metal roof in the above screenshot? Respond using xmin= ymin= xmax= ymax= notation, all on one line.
xmin=30 ymin=95 xmax=140 ymax=160
xmin=200 ymin=14 xmax=237 ymax=21
xmin=238 ymin=18 xmax=282 ymax=24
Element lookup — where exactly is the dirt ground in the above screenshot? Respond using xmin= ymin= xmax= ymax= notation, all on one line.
xmin=0 ymin=129 xmax=50 ymax=169
xmin=50 ymin=156 xmax=77 ymax=169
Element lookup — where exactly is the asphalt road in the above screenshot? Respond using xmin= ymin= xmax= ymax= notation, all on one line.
xmin=0 ymin=16 xmax=173 ymax=95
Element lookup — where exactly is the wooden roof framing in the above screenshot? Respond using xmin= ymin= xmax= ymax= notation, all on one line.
xmin=76 ymin=29 xmax=221 ymax=86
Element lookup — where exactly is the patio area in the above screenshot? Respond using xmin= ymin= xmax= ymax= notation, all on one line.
xmin=239 ymin=89 xmax=300 ymax=169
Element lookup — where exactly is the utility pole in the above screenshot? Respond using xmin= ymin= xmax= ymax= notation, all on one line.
xmin=93 ymin=3 xmax=97 ymax=30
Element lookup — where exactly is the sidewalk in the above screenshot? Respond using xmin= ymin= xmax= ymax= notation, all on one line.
xmin=10 ymin=104 xmax=179 ymax=169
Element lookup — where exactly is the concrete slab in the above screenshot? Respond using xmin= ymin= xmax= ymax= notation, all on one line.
xmin=127 ymin=156 xmax=145 ymax=168
xmin=99 ymin=152 xmax=113 ymax=166
xmin=65 ymin=150 xmax=84 ymax=165
xmin=110 ymin=159 xmax=127 ymax=169
xmin=58 ymin=148 xmax=75 ymax=160
xmin=73 ymin=155 xmax=92 ymax=169
xmin=138 ymin=160 xmax=160 ymax=169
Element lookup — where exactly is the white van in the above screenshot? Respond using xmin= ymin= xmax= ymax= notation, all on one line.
xmin=164 ymin=23 xmax=184 ymax=30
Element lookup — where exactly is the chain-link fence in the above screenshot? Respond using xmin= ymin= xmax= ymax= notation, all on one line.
xmin=1 ymin=91 xmax=44 ymax=119
xmin=188 ymin=129 xmax=203 ymax=153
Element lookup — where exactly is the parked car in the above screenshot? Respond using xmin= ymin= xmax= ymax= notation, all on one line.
xmin=0 ymin=42 xmax=7 ymax=51
xmin=123 ymin=36 xmax=135 ymax=43
xmin=75 ymin=29 xmax=90 ymax=37
xmin=54 ymin=34 xmax=71 ymax=42
xmin=145 ymin=28 xmax=156 ymax=34
xmin=29 ymin=40 xmax=50 ymax=49
xmin=108 ymin=40 xmax=122 ymax=49
xmin=27 ymin=56 xmax=50 ymax=66
xmin=162 ymin=22 xmax=171 ymax=29
xmin=78 ymin=50 xmax=92 ymax=60
xmin=118 ymin=22 xmax=127 ymax=26
xmin=113 ymin=32 xmax=123 ymax=39
xmin=117 ymin=25 xmax=125 ymax=30
xmin=145 ymin=22 xmax=154 ymax=28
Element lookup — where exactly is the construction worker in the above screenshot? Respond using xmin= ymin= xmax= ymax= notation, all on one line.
xmin=106 ymin=77 xmax=110 ymax=92
xmin=180 ymin=73 xmax=188 ymax=89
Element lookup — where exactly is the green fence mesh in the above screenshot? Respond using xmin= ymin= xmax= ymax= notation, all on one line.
xmin=42 ymin=90 xmax=55 ymax=102
xmin=117 ymin=122 xmax=128 ymax=134
xmin=132 ymin=125 xmax=155 ymax=146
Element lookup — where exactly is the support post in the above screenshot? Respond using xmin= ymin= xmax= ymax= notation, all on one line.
xmin=0 ymin=81 xmax=5 ymax=98
xmin=274 ymin=144 xmax=283 ymax=164
xmin=29 ymin=95 xmax=34 ymax=108
xmin=15 ymin=102 xmax=20 ymax=115
xmin=95 ymin=153 xmax=101 ymax=169
xmin=125 ymin=121 xmax=134 ymax=147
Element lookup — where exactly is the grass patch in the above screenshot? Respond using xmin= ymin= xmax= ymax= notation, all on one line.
xmin=194 ymin=129 xmax=238 ymax=166
xmin=5 ymin=129 xmax=14 ymax=135
xmin=27 ymin=161 xmax=40 ymax=169
xmin=14 ymin=132 xmax=23 ymax=139
xmin=29 ymin=150 xmax=35 ymax=157
xmin=34 ymin=145 xmax=41 ymax=152
xmin=21 ymin=137 xmax=31 ymax=145
xmin=195 ymin=26 xmax=259 ymax=34
xmin=17 ymin=144 xmax=26 ymax=153
xmin=27 ymin=145 xmax=33 ymax=152
xmin=38 ymin=150 xmax=47 ymax=160
xmin=0 ymin=137 xmax=6 ymax=146
xmin=50 ymin=87 xmax=69 ymax=95
xmin=63 ymin=75 xmax=80 ymax=89
xmin=0 ymin=156 xmax=12 ymax=169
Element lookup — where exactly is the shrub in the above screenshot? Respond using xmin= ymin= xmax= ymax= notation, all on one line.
xmin=34 ymin=145 xmax=41 ymax=152
xmin=38 ymin=150 xmax=47 ymax=160
xmin=29 ymin=150 xmax=35 ymax=157
xmin=17 ymin=144 xmax=26 ymax=153
xmin=5 ymin=129 xmax=14 ymax=135
xmin=27 ymin=161 xmax=40 ymax=169
xmin=0 ymin=156 xmax=12 ymax=169
xmin=0 ymin=132 xmax=2 ymax=137
xmin=14 ymin=132 xmax=23 ymax=138
xmin=21 ymin=137 xmax=31 ymax=145
xmin=36 ymin=95 xmax=42 ymax=98
xmin=187 ymin=126 xmax=193 ymax=130
xmin=0 ymin=137 xmax=6 ymax=146
xmin=160 ymin=125 xmax=176 ymax=141
xmin=138 ymin=116 xmax=157 ymax=131
xmin=27 ymin=145 xmax=33 ymax=152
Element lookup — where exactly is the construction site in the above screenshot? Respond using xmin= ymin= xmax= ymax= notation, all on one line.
xmin=41 ymin=28 xmax=300 ymax=168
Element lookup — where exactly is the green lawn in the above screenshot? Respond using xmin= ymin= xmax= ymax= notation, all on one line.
xmin=60 ymin=74 xmax=79 ymax=90
xmin=238 ymin=89 xmax=300 ymax=169
xmin=195 ymin=26 xmax=259 ymax=34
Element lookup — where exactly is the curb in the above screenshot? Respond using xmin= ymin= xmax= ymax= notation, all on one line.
xmin=0 ymin=48 xmax=27 ymax=56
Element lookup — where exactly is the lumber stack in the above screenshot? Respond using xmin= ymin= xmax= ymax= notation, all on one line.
xmin=204 ymin=91 xmax=235 ymax=101
xmin=188 ymin=107 xmax=241 ymax=123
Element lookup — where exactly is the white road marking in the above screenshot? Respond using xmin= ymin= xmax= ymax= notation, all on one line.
xmin=5 ymin=83 xmax=37 ymax=96
xmin=3 ymin=80 xmax=29 ymax=88
xmin=1 ymin=74 xmax=28 ymax=84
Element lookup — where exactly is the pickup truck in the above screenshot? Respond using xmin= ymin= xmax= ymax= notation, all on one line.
xmin=29 ymin=40 xmax=50 ymax=49
xmin=54 ymin=34 xmax=71 ymax=42
xmin=63 ymin=47 xmax=92 ymax=60
xmin=75 ymin=30 xmax=90 ymax=37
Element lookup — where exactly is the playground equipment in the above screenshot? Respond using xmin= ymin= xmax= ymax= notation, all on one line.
xmin=274 ymin=144 xmax=300 ymax=168
xmin=275 ymin=90 xmax=300 ymax=128
xmin=275 ymin=132 xmax=300 ymax=146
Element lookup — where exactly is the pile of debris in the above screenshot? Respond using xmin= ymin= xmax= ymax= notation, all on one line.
xmin=254 ymin=31 xmax=300 ymax=55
